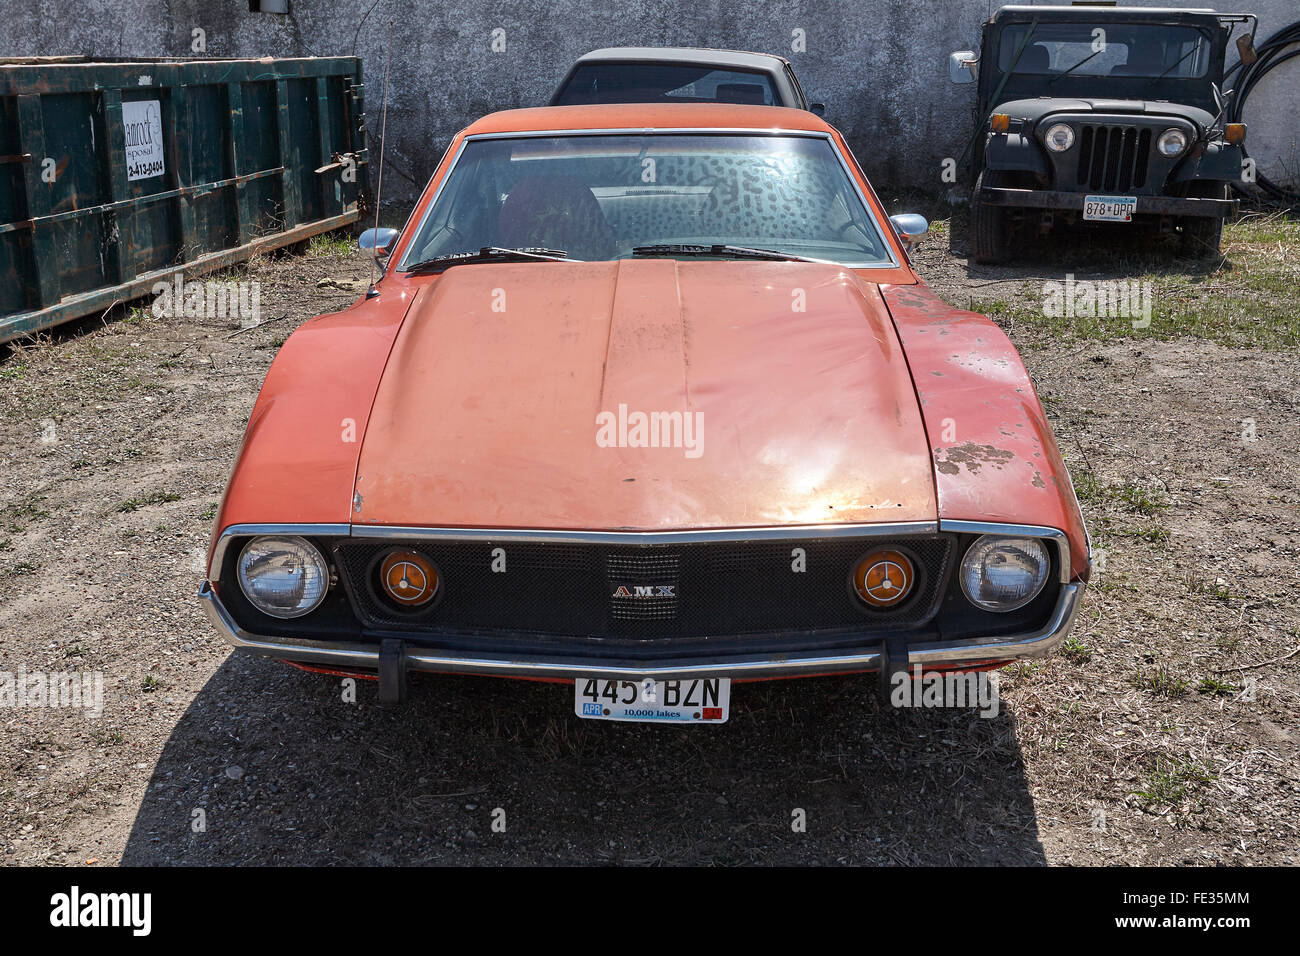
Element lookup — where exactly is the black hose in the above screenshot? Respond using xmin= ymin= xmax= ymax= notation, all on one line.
xmin=1224 ymin=20 xmax=1300 ymax=209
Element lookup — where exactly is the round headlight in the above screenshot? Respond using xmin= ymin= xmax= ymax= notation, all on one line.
xmin=237 ymin=535 xmax=329 ymax=619
xmin=1044 ymin=123 xmax=1075 ymax=152
xmin=1156 ymin=128 xmax=1188 ymax=157
xmin=960 ymin=535 xmax=1050 ymax=612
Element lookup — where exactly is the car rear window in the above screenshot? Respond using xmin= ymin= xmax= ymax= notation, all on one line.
xmin=553 ymin=62 xmax=780 ymax=106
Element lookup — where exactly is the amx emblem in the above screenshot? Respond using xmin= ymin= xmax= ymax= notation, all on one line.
xmin=611 ymin=585 xmax=676 ymax=598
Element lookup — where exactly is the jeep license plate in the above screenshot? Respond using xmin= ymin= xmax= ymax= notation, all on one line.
xmin=1083 ymin=195 xmax=1137 ymax=222
xmin=575 ymin=678 xmax=730 ymax=723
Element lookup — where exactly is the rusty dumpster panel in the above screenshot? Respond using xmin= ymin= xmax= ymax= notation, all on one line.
xmin=0 ymin=56 xmax=369 ymax=343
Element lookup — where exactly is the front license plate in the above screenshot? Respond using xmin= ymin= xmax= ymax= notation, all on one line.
xmin=575 ymin=678 xmax=730 ymax=724
xmin=1083 ymin=194 xmax=1137 ymax=222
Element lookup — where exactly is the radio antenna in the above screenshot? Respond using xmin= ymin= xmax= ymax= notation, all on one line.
xmin=366 ymin=19 xmax=393 ymax=299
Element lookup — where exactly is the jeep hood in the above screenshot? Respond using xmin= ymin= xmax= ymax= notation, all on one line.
xmin=997 ymin=97 xmax=1214 ymax=130
xmin=351 ymin=260 xmax=937 ymax=531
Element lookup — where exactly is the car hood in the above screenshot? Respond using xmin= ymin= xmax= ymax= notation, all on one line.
xmin=998 ymin=97 xmax=1214 ymax=131
xmin=351 ymin=259 xmax=937 ymax=531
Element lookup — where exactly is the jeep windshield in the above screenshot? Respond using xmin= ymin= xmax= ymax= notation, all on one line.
xmin=398 ymin=133 xmax=894 ymax=269
xmin=552 ymin=63 xmax=781 ymax=106
xmin=997 ymin=22 xmax=1212 ymax=80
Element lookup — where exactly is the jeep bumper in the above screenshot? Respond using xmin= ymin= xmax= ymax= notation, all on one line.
xmin=980 ymin=186 xmax=1236 ymax=218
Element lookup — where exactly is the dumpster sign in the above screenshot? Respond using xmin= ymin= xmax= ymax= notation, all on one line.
xmin=122 ymin=100 xmax=165 ymax=181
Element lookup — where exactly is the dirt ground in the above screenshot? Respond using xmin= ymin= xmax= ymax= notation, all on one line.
xmin=1 ymin=214 xmax=1296 ymax=866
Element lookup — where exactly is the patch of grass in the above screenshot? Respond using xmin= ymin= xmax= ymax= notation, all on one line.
xmin=1136 ymin=667 xmax=1192 ymax=698
xmin=1061 ymin=636 xmax=1093 ymax=664
xmin=306 ymin=231 xmax=354 ymax=257
xmin=121 ymin=306 xmax=151 ymax=327
xmin=6 ymin=493 xmax=50 ymax=522
xmin=65 ymin=645 xmax=84 ymax=658
xmin=968 ymin=214 xmax=1300 ymax=350
xmin=1114 ymin=481 xmax=1169 ymax=516
xmin=1197 ymin=676 xmax=1238 ymax=697
xmin=116 ymin=491 xmax=180 ymax=513
xmin=4 ymin=561 xmax=38 ymax=577
xmin=1110 ymin=519 xmax=1169 ymax=544
xmin=142 ymin=674 xmax=160 ymax=692
xmin=1071 ymin=469 xmax=1105 ymax=506
xmin=199 ymin=503 xmax=218 ymax=520
xmin=90 ymin=727 xmax=125 ymax=746
xmin=1183 ymin=569 xmax=1236 ymax=602
xmin=1132 ymin=757 xmax=1216 ymax=810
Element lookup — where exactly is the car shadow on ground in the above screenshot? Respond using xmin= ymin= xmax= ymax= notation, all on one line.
xmin=944 ymin=207 xmax=1226 ymax=281
xmin=122 ymin=652 xmax=1048 ymax=865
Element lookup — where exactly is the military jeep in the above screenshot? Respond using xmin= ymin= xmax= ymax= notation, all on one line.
xmin=951 ymin=5 xmax=1255 ymax=262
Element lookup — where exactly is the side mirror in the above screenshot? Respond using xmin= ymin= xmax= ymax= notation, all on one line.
xmin=889 ymin=213 xmax=929 ymax=249
xmin=949 ymin=51 xmax=978 ymax=84
xmin=1236 ymin=34 xmax=1257 ymax=67
xmin=359 ymin=227 xmax=399 ymax=258
xmin=809 ymin=102 xmax=826 ymax=117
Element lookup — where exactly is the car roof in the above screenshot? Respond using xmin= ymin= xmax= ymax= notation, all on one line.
xmin=460 ymin=103 xmax=834 ymax=137
xmin=572 ymin=46 xmax=789 ymax=71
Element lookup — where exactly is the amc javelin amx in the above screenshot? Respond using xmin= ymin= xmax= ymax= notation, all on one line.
xmin=200 ymin=103 xmax=1090 ymax=722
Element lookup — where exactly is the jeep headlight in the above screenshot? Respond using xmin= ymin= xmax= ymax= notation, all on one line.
xmin=237 ymin=535 xmax=330 ymax=619
xmin=960 ymin=535 xmax=1050 ymax=612
xmin=1044 ymin=123 xmax=1075 ymax=152
xmin=1156 ymin=128 xmax=1188 ymax=157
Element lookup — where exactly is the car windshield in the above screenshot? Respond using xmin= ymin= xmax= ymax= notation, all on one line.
xmin=399 ymin=133 xmax=894 ymax=268
xmin=997 ymin=22 xmax=1212 ymax=79
xmin=553 ymin=63 xmax=780 ymax=106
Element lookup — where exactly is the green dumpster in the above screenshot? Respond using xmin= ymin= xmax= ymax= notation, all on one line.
xmin=0 ymin=55 xmax=369 ymax=343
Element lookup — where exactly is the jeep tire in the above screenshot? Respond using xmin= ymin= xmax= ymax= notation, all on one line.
xmin=1177 ymin=181 xmax=1227 ymax=259
xmin=970 ymin=169 xmax=1016 ymax=264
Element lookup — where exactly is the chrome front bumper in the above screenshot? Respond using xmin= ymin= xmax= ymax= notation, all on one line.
xmin=197 ymin=579 xmax=1086 ymax=681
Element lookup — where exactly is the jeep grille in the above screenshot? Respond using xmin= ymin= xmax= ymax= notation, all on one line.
xmin=1076 ymin=125 xmax=1151 ymax=192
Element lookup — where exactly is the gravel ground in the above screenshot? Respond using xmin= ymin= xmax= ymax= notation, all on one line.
xmin=1 ymin=218 xmax=1296 ymax=866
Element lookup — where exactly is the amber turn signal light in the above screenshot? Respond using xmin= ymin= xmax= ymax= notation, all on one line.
xmin=379 ymin=549 xmax=440 ymax=607
xmin=990 ymin=113 xmax=1011 ymax=133
xmin=852 ymin=549 xmax=915 ymax=609
xmin=1225 ymin=123 xmax=1246 ymax=144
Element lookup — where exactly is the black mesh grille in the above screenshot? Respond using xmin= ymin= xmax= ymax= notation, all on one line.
xmin=335 ymin=535 xmax=953 ymax=643
xmin=1076 ymin=125 xmax=1151 ymax=192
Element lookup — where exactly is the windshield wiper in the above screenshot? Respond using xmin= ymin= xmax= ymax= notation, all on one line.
xmin=1154 ymin=45 xmax=1201 ymax=82
xmin=1048 ymin=48 xmax=1104 ymax=85
xmin=403 ymin=246 xmax=574 ymax=274
xmin=630 ymin=243 xmax=831 ymax=264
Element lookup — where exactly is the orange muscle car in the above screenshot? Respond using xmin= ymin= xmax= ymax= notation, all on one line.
xmin=199 ymin=103 xmax=1089 ymax=721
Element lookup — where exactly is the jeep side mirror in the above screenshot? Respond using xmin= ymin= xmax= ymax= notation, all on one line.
xmin=1236 ymin=34 xmax=1257 ymax=67
xmin=890 ymin=213 xmax=929 ymax=249
xmin=809 ymin=102 xmax=826 ymax=117
xmin=949 ymin=51 xmax=978 ymax=83
xmin=359 ymin=227 xmax=399 ymax=258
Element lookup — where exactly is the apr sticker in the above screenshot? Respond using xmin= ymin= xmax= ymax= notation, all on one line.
xmin=123 ymin=99 xmax=165 ymax=181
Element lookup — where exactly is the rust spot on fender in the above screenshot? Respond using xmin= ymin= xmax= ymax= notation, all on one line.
xmin=935 ymin=442 xmax=1016 ymax=475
